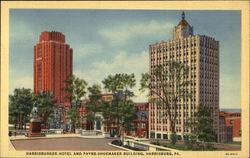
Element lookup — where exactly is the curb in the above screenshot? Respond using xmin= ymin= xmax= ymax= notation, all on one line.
xmin=108 ymin=143 xmax=133 ymax=151
xmin=9 ymin=134 xmax=108 ymax=141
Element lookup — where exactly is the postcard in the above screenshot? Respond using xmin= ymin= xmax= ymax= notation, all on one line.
xmin=1 ymin=1 xmax=249 ymax=158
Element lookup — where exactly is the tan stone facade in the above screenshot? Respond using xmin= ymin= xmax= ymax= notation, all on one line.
xmin=149 ymin=12 xmax=219 ymax=140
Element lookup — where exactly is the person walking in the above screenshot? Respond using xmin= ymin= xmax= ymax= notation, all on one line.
xmin=8 ymin=131 xmax=12 ymax=137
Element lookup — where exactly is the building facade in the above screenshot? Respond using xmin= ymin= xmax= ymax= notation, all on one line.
xmin=127 ymin=102 xmax=149 ymax=138
xmin=220 ymin=111 xmax=241 ymax=142
xmin=79 ymin=93 xmax=115 ymax=131
xmin=34 ymin=31 xmax=73 ymax=105
xmin=218 ymin=112 xmax=233 ymax=143
xmin=149 ymin=12 xmax=220 ymax=140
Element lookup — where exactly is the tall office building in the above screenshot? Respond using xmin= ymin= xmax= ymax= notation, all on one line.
xmin=34 ymin=31 xmax=73 ymax=105
xmin=149 ymin=12 xmax=219 ymax=140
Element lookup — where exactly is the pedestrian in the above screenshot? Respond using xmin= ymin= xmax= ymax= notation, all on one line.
xmin=8 ymin=131 xmax=12 ymax=137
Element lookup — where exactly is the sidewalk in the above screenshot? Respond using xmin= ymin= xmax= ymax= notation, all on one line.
xmin=9 ymin=133 xmax=106 ymax=141
xmin=9 ymin=139 xmax=16 ymax=151
xmin=10 ymin=137 xmax=121 ymax=151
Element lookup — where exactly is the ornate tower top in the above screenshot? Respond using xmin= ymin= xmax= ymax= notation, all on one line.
xmin=173 ymin=12 xmax=194 ymax=40
xmin=182 ymin=11 xmax=185 ymax=20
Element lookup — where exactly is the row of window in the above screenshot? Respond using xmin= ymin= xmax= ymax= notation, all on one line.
xmin=152 ymin=44 xmax=197 ymax=54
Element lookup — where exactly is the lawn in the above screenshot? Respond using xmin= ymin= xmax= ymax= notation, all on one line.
xmin=9 ymin=127 xmax=28 ymax=131
xmin=220 ymin=142 xmax=241 ymax=146
xmin=152 ymin=142 xmax=229 ymax=151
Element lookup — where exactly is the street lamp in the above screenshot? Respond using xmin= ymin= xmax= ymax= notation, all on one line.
xmin=121 ymin=117 xmax=125 ymax=145
xmin=59 ymin=103 xmax=65 ymax=130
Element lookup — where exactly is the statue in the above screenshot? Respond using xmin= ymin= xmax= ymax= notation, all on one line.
xmin=30 ymin=102 xmax=39 ymax=120
xmin=26 ymin=101 xmax=45 ymax=137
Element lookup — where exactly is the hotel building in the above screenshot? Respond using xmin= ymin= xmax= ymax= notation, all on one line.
xmin=149 ymin=12 xmax=219 ymax=140
xmin=34 ymin=31 xmax=73 ymax=105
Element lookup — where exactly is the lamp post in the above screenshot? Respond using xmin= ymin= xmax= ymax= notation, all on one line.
xmin=121 ymin=117 xmax=125 ymax=145
xmin=58 ymin=103 xmax=65 ymax=130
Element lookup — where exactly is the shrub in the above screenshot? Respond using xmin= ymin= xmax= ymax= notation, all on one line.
xmin=123 ymin=145 xmax=144 ymax=151
xmin=184 ymin=135 xmax=190 ymax=145
xmin=111 ymin=140 xmax=123 ymax=146
xmin=170 ymin=133 xmax=177 ymax=145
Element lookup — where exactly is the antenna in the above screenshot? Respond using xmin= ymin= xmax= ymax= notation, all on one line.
xmin=182 ymin=12 xmax=185 ymax=20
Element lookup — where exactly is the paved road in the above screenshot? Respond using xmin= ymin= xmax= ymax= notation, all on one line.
xmin=11 ymin=137 xmax=122 ymax=151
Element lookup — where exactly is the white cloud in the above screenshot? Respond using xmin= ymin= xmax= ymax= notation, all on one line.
xmin=73 ymin=43 xmax=102 ymax=64
xmin=9 ymin=76 xmax=33 ymax=94
xmin=74 ymin=50 xmax=149 ymax=102
xmin=99 ymin=20 xmax=174 ymax=45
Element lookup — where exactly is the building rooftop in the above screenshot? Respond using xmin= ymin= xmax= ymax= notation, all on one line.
xmin=177 ymin=12 xmax=190 ymax=26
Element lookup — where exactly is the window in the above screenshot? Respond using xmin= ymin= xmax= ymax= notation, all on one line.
xmin=157 ymin=133 xmax=161 ymax=139
xmin=163 ymin=134 xmax=168 ymax=140
xmin=150 ymin=132 xmax=155 ymax=139
xmin=230 ymin=120 xmax=234 ymax=126
xmin=141 ymin=123 xmax=146 ymax=129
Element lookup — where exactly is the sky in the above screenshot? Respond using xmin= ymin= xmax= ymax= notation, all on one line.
xmin=9 ymin=9 xmax=241 ymax=109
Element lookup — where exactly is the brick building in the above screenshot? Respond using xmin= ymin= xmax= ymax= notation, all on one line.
xmin=218 ymin=111 xmax=233 ymax=143
xmin=34 ymin=31 xmax=73 ymax=106
xmin=149 ymin=12 xmax=220 ymax=140
xmin=220 ymin=111 xmax=241 ymax=142
xmin=80 ymin=93 xmax=115 ymax=130
xmin=127 ymin=103 xmax=149 ymax=138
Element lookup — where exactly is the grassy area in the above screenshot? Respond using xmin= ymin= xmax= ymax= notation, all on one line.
xmin=221 ymin=142 xmax=241 ymax=146
xmin=152 ymin=142 xmax=228 ymax=151
xmin=9 ymin=127 xmax=29 ymax=131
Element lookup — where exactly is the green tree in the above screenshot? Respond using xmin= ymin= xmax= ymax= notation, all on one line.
xmin=67 ymin=108 xmax=80 ymax=133
xmin=64 ymin=75 xmax=88 ymax=106
xmin=86 ymin=84 xmax=103 ymax=129
xmin=187 ymin=105 xmax=216 ymax=149
xmin=9 ymin=88 xmax=34 ymax=130
xmin=101 ymin=102 xmax=115 ymax=135
xmin=140 ymin=61 xmax=190 ymax=144
xmin=102 ymin=73 xmax=137 ymax=136
xmin=118 ymin=100 xmax=137 ymax=136
xmin=64 ymin=75 xmax=88 ymax=132
xmin=36 ymin=91 xmax=57 ymax=129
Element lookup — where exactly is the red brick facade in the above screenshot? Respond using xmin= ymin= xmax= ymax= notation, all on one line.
xmin=126 ymin=103 xmax=149 ymax=138
xmin=34 ymin=31 xmax=73 ymax=105
xmin=220 ymin=111 xmax=241 ymax=141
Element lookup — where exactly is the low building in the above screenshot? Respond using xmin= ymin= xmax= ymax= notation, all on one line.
xmin=126 ymin=103 xmax=149 ymax=138
xmin=218 ymin=112 xmax=233 ymax=143
xmin=78 ymin=93 xmax=149 ymax=138
xmin=219 ymin=111 xmax=241 ymax=142
xmin=79 ymin=93 xmax=114 ymax=131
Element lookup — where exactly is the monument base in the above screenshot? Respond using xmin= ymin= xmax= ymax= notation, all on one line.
xmin=26 ymin=132 xmax=45 ymax=137
xmin=26 ymin=119 xmax=46 ymax=137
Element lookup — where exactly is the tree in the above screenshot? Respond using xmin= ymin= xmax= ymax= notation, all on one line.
xmin=102 ymin=73 xmax=137 ymax=136
xmin=140 ymin=61 xmax=191 ymax=144
xmin=118 ymin=99 xmax=137 ymax=136
xmin=187 ymin=105 xmax=216 ymax=149
xmin=64 ymin=75 xmax=88 ymax=106
xmin=101 ymin=102 xmax=115 ymax=135
xmin=67 ymin=108 xmax=80 ymax=133
xmin=9 ymin=88 xmax=34 ymax=130
xmin=36 ymin=91 xmax=57 ymax=129
xmin=64 ymin=75 xmax=88 ymax=133
xmin=86 ymin=84 xmax=103 ymax=129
